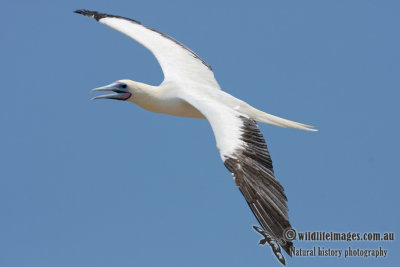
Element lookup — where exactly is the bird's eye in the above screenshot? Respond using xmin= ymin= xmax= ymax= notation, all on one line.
xmin=121 ymin=84 xmax=127 ymax=88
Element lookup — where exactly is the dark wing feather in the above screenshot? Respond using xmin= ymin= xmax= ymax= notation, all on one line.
xmin=223 ymin=116 xmax=293 ymax=260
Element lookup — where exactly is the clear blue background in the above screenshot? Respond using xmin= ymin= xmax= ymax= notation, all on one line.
xmin=1 ymin=1 xmax=399 ymax=266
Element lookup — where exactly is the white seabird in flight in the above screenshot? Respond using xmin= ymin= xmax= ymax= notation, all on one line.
xmin=75 ymin=9 xmax=317 ymax=265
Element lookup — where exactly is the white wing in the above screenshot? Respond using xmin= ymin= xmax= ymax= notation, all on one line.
xmin=75 ymin=10 xmax=220 ymax=89
xmin=180 ymin=93 xmax=293 ymax=262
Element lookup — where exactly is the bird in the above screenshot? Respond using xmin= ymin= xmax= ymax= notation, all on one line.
xmin=75 ymin=9 xmax=317 ymax=265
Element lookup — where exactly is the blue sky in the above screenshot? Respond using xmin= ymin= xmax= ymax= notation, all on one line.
xmin=1 ymin=0 xmax=399 ymax=266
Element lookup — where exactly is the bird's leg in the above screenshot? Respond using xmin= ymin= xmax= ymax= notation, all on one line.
xmin=253 ymin=226 xmax=286 ymax=266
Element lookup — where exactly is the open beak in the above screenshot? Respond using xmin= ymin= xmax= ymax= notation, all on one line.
xmin=91 ymin=82 xmax=131 ymax=101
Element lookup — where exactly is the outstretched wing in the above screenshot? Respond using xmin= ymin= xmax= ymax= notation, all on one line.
xmin=75 ymin=10 xmax=220 ymax=89
xmin=180 ymin=94 xmax=293 ymax=262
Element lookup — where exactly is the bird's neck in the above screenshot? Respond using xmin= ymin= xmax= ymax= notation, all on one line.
xmin=129 ymin=82 xmax=203 ymax=118
xmin=130 ymin=82 xmax=169 ymax=113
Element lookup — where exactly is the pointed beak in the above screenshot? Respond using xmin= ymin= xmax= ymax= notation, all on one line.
xmin=91 ymin=82 xmax=131 ymax=101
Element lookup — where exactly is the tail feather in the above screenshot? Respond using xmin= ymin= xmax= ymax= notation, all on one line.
xmin=252 ymin=109 xmax=318 ymax=132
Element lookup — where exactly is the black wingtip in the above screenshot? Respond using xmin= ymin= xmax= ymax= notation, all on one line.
xmin=282 ymin=241 xmax=294 ymax=257
xmin=74 ymin=9 xmax=142 ymax=25
xmin=74 ymin=9 xmax=107 ymax=21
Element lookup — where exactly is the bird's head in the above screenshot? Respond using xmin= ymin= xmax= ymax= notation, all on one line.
xmin=91 ymin=79 xmax=143 ymax=102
